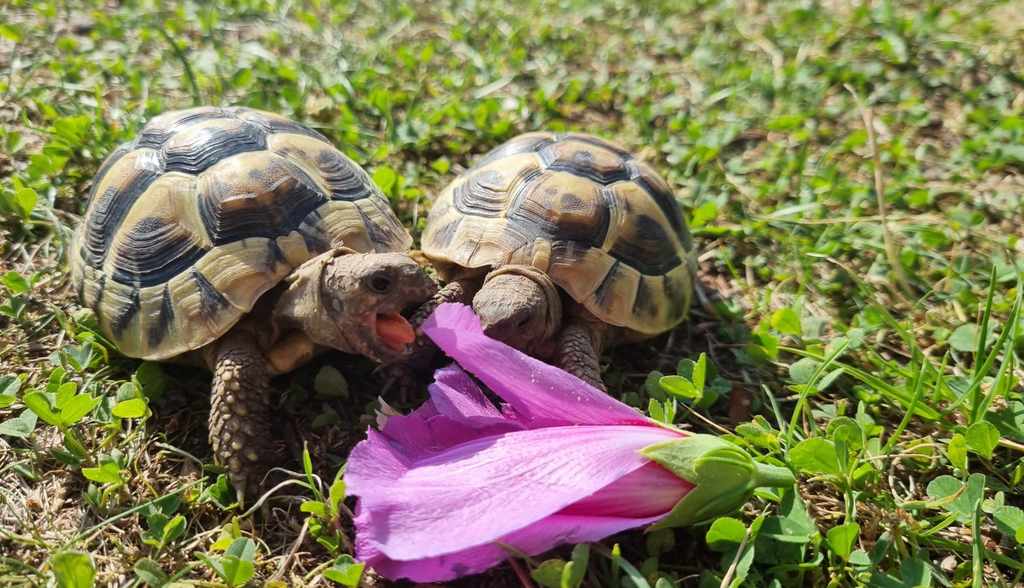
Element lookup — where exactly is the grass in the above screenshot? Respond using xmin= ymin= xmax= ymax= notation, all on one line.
xmin=1 ymin=0 xmax=1024 ymax=586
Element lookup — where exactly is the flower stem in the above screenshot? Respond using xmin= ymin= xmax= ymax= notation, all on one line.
xmin=753 ymin=462 xmax=795 ymax=489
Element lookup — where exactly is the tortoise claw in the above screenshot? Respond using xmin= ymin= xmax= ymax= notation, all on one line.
xmin=235 ymin=482 xmax=247 ymax=510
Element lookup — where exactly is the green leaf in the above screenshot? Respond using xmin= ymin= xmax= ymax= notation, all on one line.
xmin=964 ymin=421 xmax=1000 ymax=459
xmin=314 ymin=365 xmax=349 ymax=398
xmin=300 ymin=501 xmax=327 ymax=516
xmin=112 ymin=398 xmax=148 ymax=419
xmin=992 ymin=505 xmax=1024 ymax=538
xmin=692 ymin=353 xmax=706 ymax=394
xmin=225 ymin=537 xmax=256 ymax=562
xmin=659 ymin=375 xmax=699 ymax=400
xmin=706 ymin=517 xmax=746 ymax=551
xmin=563 ymin=543 xmax=588 ymax=588
xmin=82 ymin=462 xmax=121 ymax=485
xmin=0 ymin=374 xmax=21 ymax=396
xmin=826 ymin=523 xmax=858 ymax=561
xmin=14 ymin=188 xmax=38 ymax=220
xmin=826 ymin=417 xmax=862 ymax=450
xmin=322 ymin=554 xmax=365 ymax=586
xmin=62 ymin=344 xmax=94 ymax=372
xmin=1 ymin=271 xmax=30 ymax=293
xmin=947 ymin=434 xmax=968 ymax=471
xmin=900 ymin=558 xmax=930 ymax=588
xmin=869 ymin=573 xmax=906 ymax=588
xmin=758 ymin=516 xmax=814 ymax=543
xmin=531 ymin=559 xmax=566 ymax=588
xmin=771 ymin=308 xmax=802 ymax=335
xmin=430 ymin=157 xmax=451 ymax=174
xmin=23 ymin=391 xmax=60 ymax=426
xmin=949 ymin=324 xmax=979 ymax=353
xmin=926 ymin=473 xmax=986 ymax=522
xmin=220 ymin=555 xmax=254 ymax=587
xmin=372 ymin=166 xmax=397 ymax=195
xmin=0 ymin=410 xmax=37 ymax=437
xmin=329 ymin=476 xmax=346 ymax=513
xmin=134 ymin=558 xmax=168 ymax=587
xmin=60 ymin=394 xmax=101 ymax=426
xmin=690 ymin=201 xmax=717 ymax=227
xmin=1017 ymin=524 xmax=1024 ymax=544
xmin=195 ymin=553 xmax=227 ymax=583
xmin=55 ymin=382 xmax=77 ymax=410
xmin=788 ymin=358 xmax=820 ymax=385
xmin=0 ymin=24 xmax=23 ymax=43
xmin=51 ymin=551 xmax=96 ymax=588
xmin=789 ymin=438 xmax=841 ymax=475
xmin=849 ymin=549 xmax=872 ymax=566
xmin=163 ymin=515 xmax=186 ymax=544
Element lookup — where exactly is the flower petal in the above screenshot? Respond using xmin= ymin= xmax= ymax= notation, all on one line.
xmin=345 ymin=424 xmax=680 ymax=560
xmin=359 ymin=511 xmax=665 ymax=582
xmin=422 ymin=303 xmax=652 ymax=428
xmin=428 ymin=364 xmax=506 ymax=422
xmin=558 ymin=462 xmax=693 ymax=518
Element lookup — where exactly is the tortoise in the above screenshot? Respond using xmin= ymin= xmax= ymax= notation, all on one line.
xmin=409 ymin=131 xmax=697 ymax=390
xmin=70 ymin=106 xmax=435 ymax=503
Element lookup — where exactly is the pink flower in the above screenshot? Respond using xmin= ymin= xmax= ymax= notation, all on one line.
xmin=343 ymin=303 xmax=793 ymax=582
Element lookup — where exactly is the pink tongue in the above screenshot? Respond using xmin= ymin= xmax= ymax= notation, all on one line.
xmin=376 ymin=314 xmax=416 ymax=351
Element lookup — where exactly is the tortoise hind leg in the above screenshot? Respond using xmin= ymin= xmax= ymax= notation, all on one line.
xmin=208 ymin=330 xmax=275 ymax=508
xmin=556 ymin=317 xmax=610 ymax=392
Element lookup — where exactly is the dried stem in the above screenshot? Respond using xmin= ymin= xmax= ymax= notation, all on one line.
xmin=844 ymin=83 xmax=912 ymax=299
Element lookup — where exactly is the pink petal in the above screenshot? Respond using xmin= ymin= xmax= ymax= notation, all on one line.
xmin=422 ymin=303 xmax=652 ymax=428
xmin=358 ymin=511 xmax=665 ymax=582
xmin=428 ymin=365 xmax=505 ymax=422
xmin=558 ymin=462 xmax=693 ymax=518
xmin=345 ymin=424 xmax=680 ymax=561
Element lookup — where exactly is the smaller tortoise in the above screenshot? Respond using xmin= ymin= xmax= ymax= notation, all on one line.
xmin=71 ymin=106 xmax=435 ymax=503
xmin=412 ymin=132 xmax=697 ymax=390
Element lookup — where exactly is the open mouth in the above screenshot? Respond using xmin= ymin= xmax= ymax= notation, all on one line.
xmin=374 ymin=313 xmax=417 ymax=353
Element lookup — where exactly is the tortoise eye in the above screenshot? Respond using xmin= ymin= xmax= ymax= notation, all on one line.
xmin=516 ymin=315 xmax=531 ymax=328
xmin=366 ymin=273 xmax=393 ymax=294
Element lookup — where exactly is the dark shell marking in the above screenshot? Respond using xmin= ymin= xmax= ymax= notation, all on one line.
xmin=71 ymin=106 xmax=410 ymax=359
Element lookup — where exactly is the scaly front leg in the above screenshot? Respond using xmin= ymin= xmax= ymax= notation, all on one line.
xmin=556 ymin=317 xmax=610 ymax=392
xmin=208 ymin=330 xmax=275 ymax=508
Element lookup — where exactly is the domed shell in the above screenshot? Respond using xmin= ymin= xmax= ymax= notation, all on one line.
xmin=71 ymin=106 xmax=412 ymax=360
xmin=421 ymin=132 xmax=696 ymax=336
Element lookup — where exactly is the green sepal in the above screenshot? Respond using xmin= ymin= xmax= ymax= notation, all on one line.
xmin=641 ymin=434 xmax=795 ymax=530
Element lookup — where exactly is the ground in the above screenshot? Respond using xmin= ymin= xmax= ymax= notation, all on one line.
xmin=1 ymin=0 xmax=1024 ymax=586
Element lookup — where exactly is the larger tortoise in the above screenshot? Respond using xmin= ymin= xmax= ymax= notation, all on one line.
xmin=414 ymin=132 xmax=697 ymax=390
xmin=71 ymin=106 xmax=435 ymax=503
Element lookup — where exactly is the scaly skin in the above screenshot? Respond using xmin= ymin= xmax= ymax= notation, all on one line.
xmin=208 ymin=331 xmax=273 ymax=508
xmin=556 ymin=317 xmax=610 ymax=391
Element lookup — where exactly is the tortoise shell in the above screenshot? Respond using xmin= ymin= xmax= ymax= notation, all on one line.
xmin=70 ymin=106 xmax=412 ymax=361
xmin=421 ymin=132 xmax=696 ymax=336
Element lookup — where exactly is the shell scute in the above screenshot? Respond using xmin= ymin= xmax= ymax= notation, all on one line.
xmin=197 ymin=153 xmax=328 ymax=246
xmin=163 ymin=118 xmax=268 ymax=176
xmin=539 ymin=140 xmax=629 ymax=185
xmin=506 ymin=171 xmax=608 ymax=248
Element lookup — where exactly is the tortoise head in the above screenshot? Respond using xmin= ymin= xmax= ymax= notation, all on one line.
xmin=472 ymin=265 xmax=563 ymax=356
xmin=276 ymin=248 xmax=436 ymax=362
